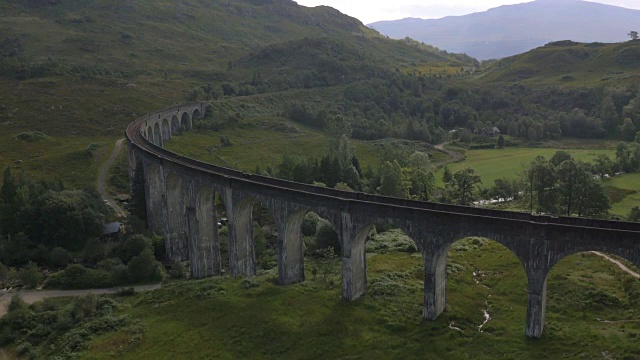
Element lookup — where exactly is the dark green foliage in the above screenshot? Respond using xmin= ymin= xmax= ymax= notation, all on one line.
xmin=308 ymin=221 xmax=341 ymax=255
xmin=489 ymin=177 xmax=521 ymax=200
xmin=447 ymin=168 xmax=482 ymax=205
xmin=0 ymin=293 xmax=135 ymax=358
xmin=301 ymin=212 xmax=321 ymax=237
xmin=83 ymin=238 xmax=105 ymax=266
xmin=127 ymin=248 xmax=164 ymax=283
xmin=49 ymin=247 xmax=72 ymax=268
xmin=18 ymin=261 xmax=41 ymax=289
xmin=44 ymin=264 xmax=113 ymax=290
xmin=168 ymin=261 xmax=186 ymax=279
xmin=20 ymin=189 xmax=109 ymax=251
xmin=525 ymin=153 xmax=610 ymax=216
xmin=15 ymin=131 xmax=49 ymax=142
xmin=111 ymin=234 xmax=152 ymax=263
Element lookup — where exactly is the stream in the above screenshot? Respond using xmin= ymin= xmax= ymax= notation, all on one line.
xmin=473 ymin=271 xmax=492 ymax=333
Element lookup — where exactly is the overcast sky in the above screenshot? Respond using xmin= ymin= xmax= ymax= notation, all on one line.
xmin=295 ymin=0 xmax=640 ymax=24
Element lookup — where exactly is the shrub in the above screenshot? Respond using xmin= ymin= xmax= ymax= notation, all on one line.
xmin=112 ymin=234 xmax=152 ymax=263
xmin=15 ymin=131 xmax=49 ymax=142
xmin=8 ymin=294 xmax=28 ymax=313
xmin=308 ymin=220 xmax=341 ymax=255
xmin=127 ymin=249 xmax=164 ymax=283
xmin=168 ymin=261 xmax=186 ymax=279
xmin=50 ymin=247 xmax=72 ymax=268
xmin=301 ymin=212 xmax=320 ymax=236
xmin=110 ymin=264 xmax=130 ymax=285
xmin=366 ymin=229 xmax=418 ymax=254
xmin=253 ymin=227 xmax=268 ymax=260
xmin=18 ymin=262 xmax=41 ymax=289
xmin=44 ymin=264 xmax=112 ymax=290
xmin=83 ymin=238 xmax=105 ymax=265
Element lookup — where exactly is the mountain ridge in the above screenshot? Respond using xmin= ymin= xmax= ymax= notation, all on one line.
xmin=369 ymin=0 xmax=640 ymax=60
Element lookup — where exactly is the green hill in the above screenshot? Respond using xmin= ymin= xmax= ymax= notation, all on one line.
xmin=474 ymin=40 xmax=640 ymax=86
xmin=0 ymin=0 xmax=473 ymax=188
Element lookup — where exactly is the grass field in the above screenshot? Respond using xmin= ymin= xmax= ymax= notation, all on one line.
xmin=606 ymin=173 xmax=640 ymax=216
xmin=80 ymin=238 xmax=640 ymax=359
xmin=165 ymin=117 xmax=387 ymax=172
xmin=435 ymin=147 xmax=615 ymax=187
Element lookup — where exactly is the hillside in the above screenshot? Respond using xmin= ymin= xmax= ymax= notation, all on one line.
xmin=369 ymin=0 xmax=640 ymax=60
xmin=474 ymin=40 xmax=640 ymax=85
xmin=0 ymin=0 xmax=472 ymax=188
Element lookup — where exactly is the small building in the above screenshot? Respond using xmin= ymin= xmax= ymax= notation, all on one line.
xmin=101 ymin=222 xmax=122 ymax=241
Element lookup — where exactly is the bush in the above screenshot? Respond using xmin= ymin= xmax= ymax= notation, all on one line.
xmin=83 ymin=238 xmax=105 ymax=265
xmin=366 ymin=229 xmax=418 ymax=254
xmin=127 ymin=249 xmax=164 ymax=283
xmin=44 ymin=264 xmax=113 ymax=290
xmin=110 ymin=264 xmax=130 ymax=285
xmin=8 ymin=294 xmax=28 ymax=313
xmin=16 ymin=131 xmax=49 ymax=142
xmin=18 ymin=262 xmax=41 ymax=289
xmin=308 ymin=220 xmax=341 ymax=255
xmin=253 ymin=227 xmax=268 ymax=260
xmin=301 ymin=212 xmax=320 ymax=237
xmin=168 ymin=261 xmax=186 ymax=279
xmin=112 ymin=234 xmax=152 ymax=263
xmin=50 ymin=247 xmax=72 ymax=268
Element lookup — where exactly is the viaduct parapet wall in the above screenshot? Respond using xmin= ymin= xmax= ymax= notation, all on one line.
xmin=127 ymin=102 xmax=640 ymax=338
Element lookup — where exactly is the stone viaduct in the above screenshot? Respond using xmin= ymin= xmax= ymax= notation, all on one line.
xmin=127 ymin=102 xmax=640 ymax=338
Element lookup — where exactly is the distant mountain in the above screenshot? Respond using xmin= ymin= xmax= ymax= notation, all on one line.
xmin=369 ymin=0 xmax=640 ymax=60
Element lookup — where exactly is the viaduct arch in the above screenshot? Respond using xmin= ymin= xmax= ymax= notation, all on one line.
xmin=126 ymin=102 xmax=640 ymax=338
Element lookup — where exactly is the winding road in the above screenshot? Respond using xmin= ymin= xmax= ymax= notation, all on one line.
xmin=97 ymin=138 xmax=127 ymax=218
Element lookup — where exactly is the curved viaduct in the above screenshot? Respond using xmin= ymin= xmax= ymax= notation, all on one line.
xmin=126 ymin=102 xmax=640 ymax=338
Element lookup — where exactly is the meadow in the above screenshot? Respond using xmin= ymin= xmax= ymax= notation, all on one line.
xmin=81 ymin=237 xmax=640 ymax=359
xmin=606 ymin=172 xmax=640 ymax=216
xmin=434 ymin=146 xmax=616 ymax=187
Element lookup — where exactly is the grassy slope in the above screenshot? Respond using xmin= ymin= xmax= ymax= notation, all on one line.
xmin=606 ymin=172 xmax=640 ymax=216
xmin=165 ymin=118 xmax=384 ymax=172
xmin=83 ymin=238 xmax=640 ymax=359
xmin=474 ymin=40 xmax=640 ymax=86
xmin=434 ymin=147 xmax=615 ymax=187
xmin=0 ymin=0 xmax=469 ymax=189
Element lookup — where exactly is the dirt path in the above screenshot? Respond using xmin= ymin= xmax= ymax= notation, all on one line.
xmin=433 ymin=142 xmax=464 ymax=168
xmin=591 ymin=251 xmax=640 ymax=279
xmin=97 ymin=138 xmax=127 ymax=218
xmin=0 ymin=284 xmax=161 ymax=318
xmin=0 ymin=349 xmax=8 ymax=360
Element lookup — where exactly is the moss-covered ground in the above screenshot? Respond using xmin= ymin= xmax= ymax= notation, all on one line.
xmin=81 ymin=237 xmax=640 ymax=359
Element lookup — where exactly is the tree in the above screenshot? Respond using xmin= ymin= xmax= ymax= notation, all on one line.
xmin=556 ymin=159 xmax=589 ymax=216
xmin=18 ymin=261 xmax=41 ymax=289
xmin=629 ymin=31 xmax=639 ymax=40
xmin=593 ymin=154 xmax=614 ymax=177
xmin=550 ymin=150 xmax=573 ymax=167
xmin=127 ymin=248 xmax=164 ymax=283
xmin=527 ymin=127 xmax=538 ymax=143
xmin=619 ymin=118 xmax=637 ymax=141
xmin=526 ymin=156 xmax=557 ymax=214
xmin=378 ymin=161 xmax=404 ymax=198
xmin=497 ymin=135 xmax=505 ymax=148
xmin=448 ymin=168 xmax=482 ymax=205
xmin=628 ymin=206 xmax=640 ymax=222
xmin=442 ymin=166 xmax=453 ymax=184
xmin=0 ymin=261 xmax=8 ymax=288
